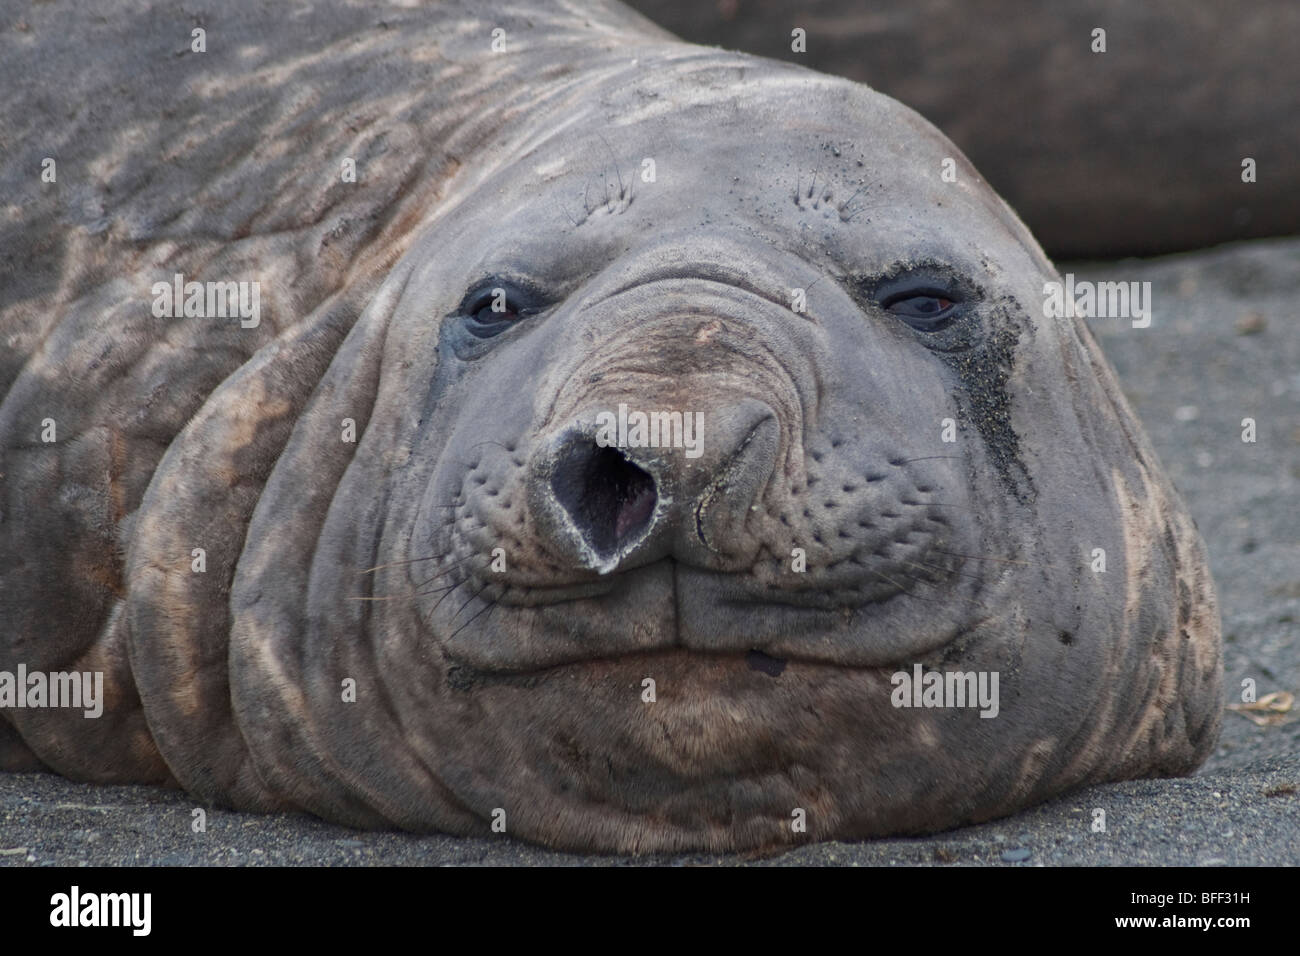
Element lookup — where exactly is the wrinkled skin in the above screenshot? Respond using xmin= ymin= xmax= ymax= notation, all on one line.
xmin=0 ymin=0 xmax=1220 ymax=852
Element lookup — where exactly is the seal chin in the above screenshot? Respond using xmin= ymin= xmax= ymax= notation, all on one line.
xmin=446 ymin=644 xmax=810 ymax=692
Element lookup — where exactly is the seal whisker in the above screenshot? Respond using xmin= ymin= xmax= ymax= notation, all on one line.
xmin=417 ymin=582 xmax=463 ymax=599
xmin=596 ymin=132 xmax=626 ymax=199
xmin=427 ymin=577 xmax=469 ymax=616
xmin=553 ymin=193 xmax=578 ymax=228
xmin=447 ymin=595 xmax=497 ymax=641
xmin=930 ymin=548 xmax=1041 ymax=569
xmin=359 ymin=561 xmax=471 ymax=600
xmin=866 ymin=567 xmax=920 ymax=595
xmin=449 ymin=583 xmax=489 ymax=623
xmin=414 ymin=555 xmax=477 ymax=588
xmin=866 ymin=568 xmax=987 ymax=608
xmin=359 ymin=554 xmax=454 ymax=574
xmin=901 ymin=559 xmax=983 ymax=582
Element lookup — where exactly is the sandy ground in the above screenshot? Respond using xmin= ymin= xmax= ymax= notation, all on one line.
xmin=1 ymin=237 xmax=1297 ymax=866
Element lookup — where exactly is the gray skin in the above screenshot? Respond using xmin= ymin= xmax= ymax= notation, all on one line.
xmin=0 ymin=0 xmax=1220 ymax=853
xmin=627 ymin=0 xmax=1300 ymax=258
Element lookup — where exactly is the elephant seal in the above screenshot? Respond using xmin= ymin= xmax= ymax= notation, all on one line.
xmin=0 ymin=0 xmax=1220 ymax=853
xmin=627 ymin=0 xmax=1300 ymax=258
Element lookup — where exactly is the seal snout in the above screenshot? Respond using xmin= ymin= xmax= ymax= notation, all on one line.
xmin=529 ymin=397 xmax=779 ymax=575
xmin=550 ymin=439 xmax=659 ymax=566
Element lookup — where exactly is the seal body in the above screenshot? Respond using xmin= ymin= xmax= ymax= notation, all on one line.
xmin=0 ymin=0 xmax=1221 ymax=852
xmin=628 ymin=0 xmax=1300 ymax=257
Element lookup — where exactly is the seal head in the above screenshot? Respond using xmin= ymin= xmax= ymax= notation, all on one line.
xmin=220 ymin=60 xmax=1220 ymax=850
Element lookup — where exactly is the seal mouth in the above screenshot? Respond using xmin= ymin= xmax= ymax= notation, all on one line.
xmin=450 ymin=540 xmax=956 ymax=611
xmin=423 ymin=544 xmax=979 ymax=676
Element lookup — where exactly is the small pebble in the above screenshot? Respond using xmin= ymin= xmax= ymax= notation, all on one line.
xmin=1235 ymin=312 xmax=1266 ymax=335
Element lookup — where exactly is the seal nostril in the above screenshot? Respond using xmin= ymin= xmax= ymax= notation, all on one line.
xmin=551 ymin=442 xmax=658 ymax=561
xmin=614 ymin=472 xmax=657 ymax=541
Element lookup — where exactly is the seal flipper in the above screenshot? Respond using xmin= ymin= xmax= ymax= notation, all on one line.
xmin=126 ymin=298 xmax=360 ymax=811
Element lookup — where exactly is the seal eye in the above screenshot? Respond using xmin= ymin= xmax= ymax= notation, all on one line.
xmin=459 ymin=282 xmax=537 ymax=338
xmin=883 ymin=290 xmax=958 ymax=331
